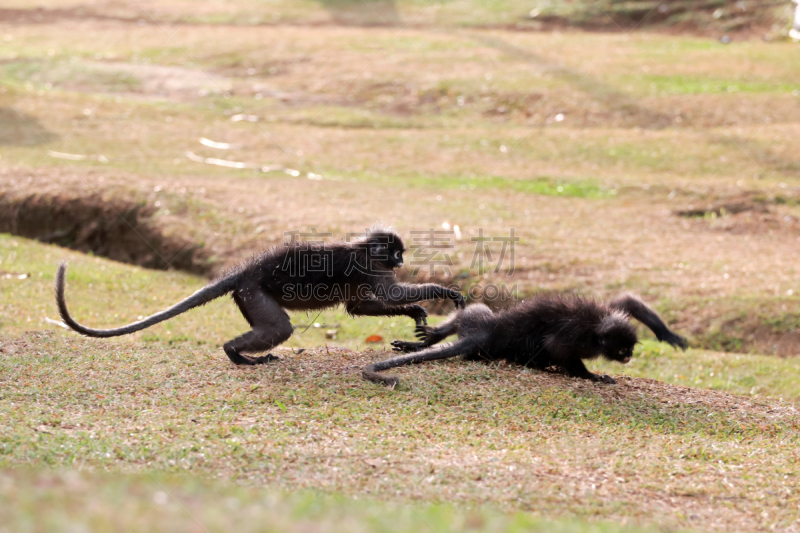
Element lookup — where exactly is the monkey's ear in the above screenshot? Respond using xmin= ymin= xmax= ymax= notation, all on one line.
xmin=370 ymin=243 xmax=387 ymax=255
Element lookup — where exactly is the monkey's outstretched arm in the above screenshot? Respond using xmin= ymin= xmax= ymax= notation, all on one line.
xmin=609 ymin=294 xmax=688 ymax=350
xmin=363 ymin=334 xmax=486 ymax=387
xmin=543 ymin=336 xmax=616 ymax=384
xmin=382 ymin=282 xmax=465 ymax=309
xmin=346 ymin=298 xmax=429 ymax=326
xmin=561 ymin=358 xmax=617 ymax=384
xmin=55 ymin=262 xmax=241 ymax=338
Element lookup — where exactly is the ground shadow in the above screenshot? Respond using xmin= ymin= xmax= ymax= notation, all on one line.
xmin=0 ymin=193 xmax=212 ymax=275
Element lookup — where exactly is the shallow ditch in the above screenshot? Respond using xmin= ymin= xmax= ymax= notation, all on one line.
xmin=0 ymin=192 xmax=213 ymax=276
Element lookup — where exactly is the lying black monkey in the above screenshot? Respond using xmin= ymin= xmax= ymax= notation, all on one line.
xmin=363 ymin=293 xmax=687 ymax=387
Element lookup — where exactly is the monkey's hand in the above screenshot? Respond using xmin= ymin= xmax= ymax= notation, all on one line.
xmin=392 ymin=323 xmax=434 ymax=352
xmin=391 ymin=340 xmax=424 ymax=353
xmin=407 ymin=304 xmax=428 ymax=326
xmin=589 ymin=373 xmax=616 ymax=384
xmin=450 ymin=290 xmax=466 ymax=309
xmin=658 ymin=330 xmax=688 ymax=351
xmin=415 ymin=324 xmax=431 ymax=340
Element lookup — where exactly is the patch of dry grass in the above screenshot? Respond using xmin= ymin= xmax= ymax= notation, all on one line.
xmin=1 ymin=4 xmax=800 ymax=530
xmin=1 ymin=236 xmax=799 ymax=532
xmin=1 ymin=332 xmax=798 ymax=532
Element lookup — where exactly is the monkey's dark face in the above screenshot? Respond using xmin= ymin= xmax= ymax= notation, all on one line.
xmin=599 ymin=322 xmax=638 ymax=364
xmin=365 ymin=231 xmax=406 ymax=271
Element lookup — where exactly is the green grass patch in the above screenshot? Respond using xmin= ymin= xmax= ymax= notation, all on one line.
xmin=386 ymin=173 xmax=613 ymax=199
xmin=596 ymin=340 xmax=800 ymax=401
xmin=0 ymin=469 xmax=665 ymax=533
xmin=0 ymin=59 xmax=142 ymax=93
xmin=632 ymin=75 xmax=797 ymax=95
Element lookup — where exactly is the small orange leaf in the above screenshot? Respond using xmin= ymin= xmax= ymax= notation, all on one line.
xmin=365 ymin=335 xmax=383 ymax=343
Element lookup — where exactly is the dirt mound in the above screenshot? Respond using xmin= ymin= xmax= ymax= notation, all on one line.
xmin=674 ymin=193 xmax=800 ymax=237
xmin=0 ymin=7 xmax=136 ymax=25
xmin=0 ymin=192 xmax=212 ymax=275
xmin=534 ymin=0 xmax=787 ymax=35
xmin=675 ymin=195 xmax=770 ymax=218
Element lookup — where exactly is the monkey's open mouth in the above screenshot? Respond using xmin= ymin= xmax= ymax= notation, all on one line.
xmin=622 ymin=356 xmax=631 ymax=364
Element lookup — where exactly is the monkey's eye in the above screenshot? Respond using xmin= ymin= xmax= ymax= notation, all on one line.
xmin=618 ymin=349 xmax=625 ymax=355
xmin=394 ymin=250 xmax=401 ymax=259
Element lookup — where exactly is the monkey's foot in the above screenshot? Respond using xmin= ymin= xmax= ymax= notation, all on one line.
xmin=589 ymin=373 xmax=616 ymax=384
xmin=391 ymin=340 xmax=423 ymax=353
xmin=224 ymin=346 xmax=280 ymax=366
xmin=362 ymin=370 xmax=399 ymax=388
xmin=249 ymin=354 xmax=280 ymax=365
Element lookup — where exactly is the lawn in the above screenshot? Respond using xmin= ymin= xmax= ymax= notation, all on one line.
xmin=2 ymin=236 xmax=799 ymax=532
xmin=1 ymin=0 xmax=800 ymax=531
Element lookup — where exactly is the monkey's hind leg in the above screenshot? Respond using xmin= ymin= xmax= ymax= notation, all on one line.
xmin=224 ymin=282 xmax=293 ymax=366
xmin=364 ymin=336 xmax=485 ymax=387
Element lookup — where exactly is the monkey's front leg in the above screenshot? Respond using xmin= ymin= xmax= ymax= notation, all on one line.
xmin=562 ymin=359 xmax=616 ymax=384
xmin=386 ymin=283 xmax=465 ymax=309
xmin=609 ymin=294 xmax=688 ymax=350
xmin=346 ymin=299 xmax=428 ymax=326
xmin=543 ymin=337 xmax=616 ymax=384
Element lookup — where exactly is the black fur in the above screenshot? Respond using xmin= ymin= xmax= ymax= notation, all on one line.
xmin=56 ymin=225 xmax=465 ymax=365
xmin=364 ymin=293 xmax=687 ymax=387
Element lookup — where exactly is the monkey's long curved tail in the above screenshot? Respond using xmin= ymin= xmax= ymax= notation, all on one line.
xmin=362 ymin=339 xmax=477 ymax=388
xmin=55 ymin=262 xmax=242 ymax=338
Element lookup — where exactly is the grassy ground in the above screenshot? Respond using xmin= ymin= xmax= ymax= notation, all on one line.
xmin=2 ymin=235 xmax=800 ymax=532
xmin=1 ymin=470 xmax=671 ymax=533
xmin=1 ymin=1 xmax=800 ymax=531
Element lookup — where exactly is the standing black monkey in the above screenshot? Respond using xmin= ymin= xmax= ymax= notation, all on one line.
xmin=363 ymin=293 xmax=687 ymax=387
xmin=56 ymin=225 xmax=465 ymax=365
